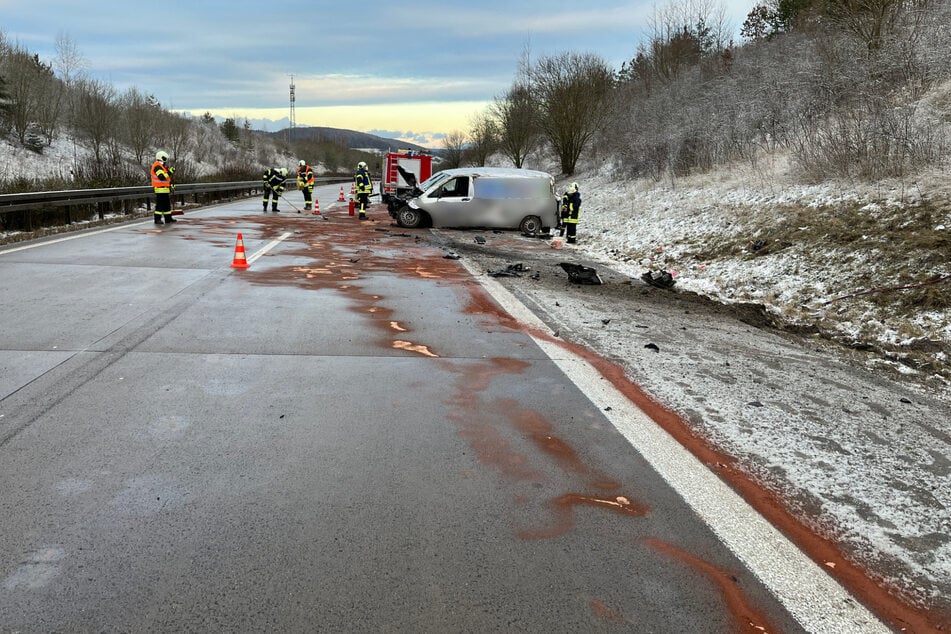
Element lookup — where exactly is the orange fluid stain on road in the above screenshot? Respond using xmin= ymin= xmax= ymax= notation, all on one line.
xmin=392 ymin=340 xmax=438 ymax=357
xmin=517 ymin=493 xmax=650 ymax=540
xmin=590 ymin=599 xmax=627 ymax=624
xmin=389 ymin=321 xmax=408 ymax=333
xmin=179 ymin=211 xmax=942 ymax=632
xmin=647 ymin=538 xmax=775 ymax=634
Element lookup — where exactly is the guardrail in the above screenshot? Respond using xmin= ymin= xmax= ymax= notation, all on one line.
xmin=0 ymin=177 xmax=351 ymax=236
xmin=0 ymin=180 xmax=261 ymax=227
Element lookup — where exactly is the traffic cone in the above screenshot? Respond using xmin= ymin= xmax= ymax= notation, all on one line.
xmin=350 ymin=183 xmax=355 ymax=196
xmin=338 ymin=186 xmax=345 ymax=202
xmin=230 ymin=233 xmax=250 ymax=269
xmin=312 ymin=198 xmax=321 ymax=215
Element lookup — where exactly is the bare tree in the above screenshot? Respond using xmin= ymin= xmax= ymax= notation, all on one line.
xmin=53 ymin=31 xmax=86 ymax=90
xmin=72 ymin=78 xmax=117 ymax=166
xmin=121 ymin=87 xmax=161 ymax=165
xmin=0 ymin=44 xmax=54 ymax=146
xmin=441 ymin=131 xmax=467 ymax=169
xmin=491 ymin=83 xmax=539 ymax=168
xmin=465 ymin=109 xmax=498 ymax=166
xmin=530 ymin=51 xmax=614 ymax=175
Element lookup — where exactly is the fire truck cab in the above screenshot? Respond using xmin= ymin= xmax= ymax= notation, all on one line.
xmin=381 ymin=150 xmax=433 ymax=212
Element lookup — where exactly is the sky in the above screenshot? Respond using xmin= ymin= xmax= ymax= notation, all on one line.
xmin=2 ymin=0 xmax=757 ymax=147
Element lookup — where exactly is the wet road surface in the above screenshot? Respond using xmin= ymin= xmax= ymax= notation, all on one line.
xmin=0 ymin=190 xmax=882 ymax=632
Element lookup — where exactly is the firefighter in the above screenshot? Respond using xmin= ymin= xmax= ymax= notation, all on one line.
xmin=354 ymin=161 xmax=373 ymax=220
xmin=262 ymin=167 xmax=287 ymax=212
xmin=561 ymin=182 xmax=581 ymax=244
xmin=297 ymin=159 xmax=315 ymax=212
xmin=150 ymin=150 xmax=176 ymax=225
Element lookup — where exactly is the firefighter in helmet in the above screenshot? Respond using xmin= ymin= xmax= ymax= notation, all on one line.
xmin=297 ymin=159 xmax=315 ymax=212
xmin=150 ymin=150 xmax=176 ymax=225
xmin=354 ymin=161 xmax=373 ymax=220
xmin=560 ymin=182 xmax=581 ymax=244
xmin=262 ymin=166 xmax=287 ymax=212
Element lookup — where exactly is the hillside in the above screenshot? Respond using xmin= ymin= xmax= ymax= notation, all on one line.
xmin=269 ymin=126 xmax=431 ymax=154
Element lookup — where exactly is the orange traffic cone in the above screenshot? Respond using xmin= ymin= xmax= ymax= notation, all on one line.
xmin=312 ymin=198 xmax=321 ymax=215
xmin=350 ymin=183 xmax=355 ymax=195
xmin=338 ymin=186 xmax=345 ymax=202
xmin=230 ymin=233 xmax=250 ymax=269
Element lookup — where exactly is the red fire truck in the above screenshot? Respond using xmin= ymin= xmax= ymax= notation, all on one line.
xmin=381 ymin=150 xmax=433 ymax=212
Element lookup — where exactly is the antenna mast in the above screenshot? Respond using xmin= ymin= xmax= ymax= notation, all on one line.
xmin=288 ymin=74 xmax=297 ymax=141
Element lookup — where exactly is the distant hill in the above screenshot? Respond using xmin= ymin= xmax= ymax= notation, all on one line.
xmin=267 ymin=126 xmax=432 ymax=154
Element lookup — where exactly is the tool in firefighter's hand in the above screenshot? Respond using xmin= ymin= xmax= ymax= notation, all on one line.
xmin=279 ymin=193 xmax=302 ymax=213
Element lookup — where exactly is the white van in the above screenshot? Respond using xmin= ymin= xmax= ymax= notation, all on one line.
xmin=390 ymin=167 xmax=559 ymax=234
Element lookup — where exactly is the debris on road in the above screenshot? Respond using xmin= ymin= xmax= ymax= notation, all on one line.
xmin=642 ymin=270 xmax=676 ymax=289
xmin=488 ymin=263 xmax=530 ymax=277
xmin=559 ymin=262 xmax=603 ymax=285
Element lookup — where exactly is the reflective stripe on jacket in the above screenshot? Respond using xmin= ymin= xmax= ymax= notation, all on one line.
xmin=561 ymin=191 xmax=581 ymax=224
xmin=151 ymin=161 xmax=171 ymax=193
xmin=297 ymin=165 xmax=314 ymax=187
xmin=354 ymin=169 xmax=372 ymax=195
xmin=263 ymin=168 xmax=286 ymax=191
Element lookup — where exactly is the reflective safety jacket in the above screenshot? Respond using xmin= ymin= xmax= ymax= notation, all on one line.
xmin=263 ymin=168 xmax=286 ymax=193
xmin=150 ymin=160 xmax=172 ymax=194
xmin=297 ymin=164 xmax=314 ymax=189
xmin=561 ymin=190 xmax=581 ymax=224
xmin=354 ymin=167 xmax=373 ymax=195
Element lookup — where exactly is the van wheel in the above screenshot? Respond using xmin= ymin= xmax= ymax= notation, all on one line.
xmin=398 ymin=207 xmax=425 ymax=228
xmin=519 ymin=215 xmax=543 ymax=235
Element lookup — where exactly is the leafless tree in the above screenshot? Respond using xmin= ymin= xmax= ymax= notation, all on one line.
xmin=465 ymin=109 xmax=498 ymax=166
xmin=121 ymin=88 xmax=162 ymax=165
xmin=530 ymin=51 xmax=614 ymax=175
xmin=53 ymin=31 xmax=86 ymax=90
xmin=0 ymin=43 xmax=54 ymax=147
xmin=491 ymin=83 xmax=539 ymax=168
xmin=72 ymin=78 xmax=118 ymax=171
xmin=441 ymin=131 xmax=467 ymax=169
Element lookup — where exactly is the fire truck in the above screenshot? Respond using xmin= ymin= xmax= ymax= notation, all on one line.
xmin=380 ymin=150 xmax=433 ymax=212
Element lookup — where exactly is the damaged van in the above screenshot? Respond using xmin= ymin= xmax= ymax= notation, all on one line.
xmin=390 ymin=167 xmax=559 ymax=234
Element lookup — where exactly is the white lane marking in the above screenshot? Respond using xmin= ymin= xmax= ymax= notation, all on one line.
xmin=246 ymin=232 xmax=292 ymax=264
xmin=0 ymin=220 xmax=147 ymax=254
xmin=459 ymin=258 xmax=889 ymax=634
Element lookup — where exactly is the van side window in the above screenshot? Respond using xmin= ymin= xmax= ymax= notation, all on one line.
xmin=438 ymin=177 xmax=469 ymax=198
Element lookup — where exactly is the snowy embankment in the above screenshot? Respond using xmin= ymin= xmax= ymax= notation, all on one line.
xmin=564 ymin=158 xmax=951 ymax=388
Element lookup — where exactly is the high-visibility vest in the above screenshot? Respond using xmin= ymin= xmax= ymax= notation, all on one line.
xmin=150 ymin=161 xmax=171 ymax=193
xmin=298 ymin=165 xmax=314 ymax=187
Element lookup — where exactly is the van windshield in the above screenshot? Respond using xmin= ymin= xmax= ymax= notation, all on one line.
xmin=418 ymin=171 xmax=452 ymax=193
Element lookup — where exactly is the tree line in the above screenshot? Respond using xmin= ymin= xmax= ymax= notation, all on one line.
xmin=447 ymin=0 xmax=951 ymax=184
xmin=0 ymin=33 xmax=376 ymax=193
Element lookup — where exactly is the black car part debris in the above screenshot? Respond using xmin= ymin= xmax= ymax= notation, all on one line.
xmin=488 ymin=263 xmax=530 ymax=277
xmin=642 ymin=270 xmax=676 ymax=289
xmin=558 ymin=262 xmax=603 ymax=285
